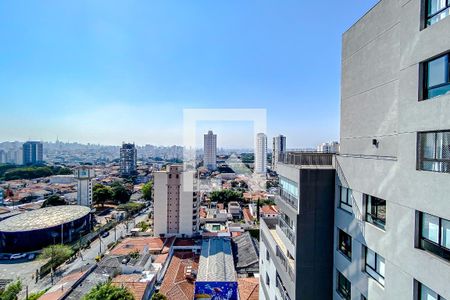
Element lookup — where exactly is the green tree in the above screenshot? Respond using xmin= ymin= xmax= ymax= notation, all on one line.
xmin=39 ymin=244 xmax=73 ymax=269
xmin=141 ymin=181 xmax=153 ymax=200
xmin=82 ymin=281 xmax=134 ymax=300
xmin=111 ymin=182 xmax=131 ymax=204
xmin=209 ymin=189 xmax=243 ymax=206
xmin=0 ymin=280 xmax=22 ymax=300
xmin=28 ymin=289 xmax=48 ymax=300
xmin=151 ymin=292 xmax=168 ymax=300
xmin=93 ymin=184 xmax=113 ymax=207
xmin=42 ymin=195 xmax=67 ymax=207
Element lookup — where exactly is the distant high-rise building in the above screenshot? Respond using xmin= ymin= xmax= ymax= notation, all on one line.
xmin=203 ymin=130 xmax=217 ymax=170
xmin=120 ymin=143 xmax=137 ymax=177
xmin=8 ymin=149 xmax=22 ymax=165
xmin=0 ymin=150 xmax=6 ymax=164
xmin=272 ymin=135 xmax=286 ymax=171
xmin=317 ymin=141 xmax=339 ymax=153
xmin=153 ymin=165 xmax=199 ymax=237
xmin=255 ymin=133 xmax=267 ymax=174
xmin=22 ymin=141 xmax=43 ymax=165
xmin=75 ymin=166 xmax=95 ymax=207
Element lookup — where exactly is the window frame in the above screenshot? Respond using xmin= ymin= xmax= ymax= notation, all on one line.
xmin=365 ymin=194 xmax=386 ymax=230
xmin=420 ymin=52 xmax=450 ymax=101
xmin=419 ymin=211 xmax=450 ymax=261
xmin=339 ymin=186 xmax=353 ymax=213
xmin=364 ymin=246 xmax=385 ymax=286
xmin=417 ymin=281 xmax=448 ymax=300
xmin=423 ymin=0 xmax=450 ymax=28
xmin=338 ymin=229 xmax=352 ymax=260
xmin=336 ymin=271 xmax=351 ymax=300
xmin=417 ymin=130 xmax=450 ymax=173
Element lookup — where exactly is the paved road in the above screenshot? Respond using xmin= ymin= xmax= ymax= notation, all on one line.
xmin=22 ymin=211 xmax=149 ymax=297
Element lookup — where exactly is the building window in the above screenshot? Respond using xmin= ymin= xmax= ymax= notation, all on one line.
xmin=266 ymin=249 xmax=270 ymax=261
xmin=425 ymin=0 xmax=450 ymax=26
xmin=338 ymin=229 xmax=352 ymax=260
xmin=336 ymin=271 xmax=351 ymax=300
xmin=422 ymin=53 xmax=450 ymax=100
xmin=339 ymin=186 xmax=352 ymax=213
xmin=266 ymin=273 xmax=270 ymax=286
xmin=419 ymin=212 xmax=450 ymax=261
xmin=417 ymin=131 xmax=450 ymax=173
xmin=365 ymin=195 xmax=386 ymax=230
xmin=361 ymin=295 xmax=367 ymax=300
xmin=364 ymin=246 xmax=385 ymax=286
xmin=417 ymin=282 xmax=447 ymax=300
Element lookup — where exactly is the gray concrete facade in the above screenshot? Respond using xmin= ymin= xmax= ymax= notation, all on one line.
xmin=335 ymin=0 xmax=450 ymax=299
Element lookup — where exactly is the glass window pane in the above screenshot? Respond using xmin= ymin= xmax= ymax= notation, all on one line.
xmin=428 ymin=56 xmax=448 ymax=88
xmin=341 ymin=187 xmax=347 ymax=204
xmin=421 ymin=284 xmax=438 ymax=300
xmin=439 ymin=132 xmax=450 ymax=159
xmin=441 ymin=219 xmax=450 ymax=249
xmin=428 ymin=84 xmax=450 ymax=98
xmin=366 ymin=248 xmax=375 ymax=268
xmin=377 ymin=255 xmax=385 ymax=277
xmin=421 ymin=132 xmax=436 ymax=159
xmin=429 ymin=0 xmax=448 ymax=16
xmin=422 ymin=213 xmax=440 ymax=243
xmin=428 ymin=8 xmax=450 ymax=26
xmin=347 ymin=189 xmax=353 ymax=205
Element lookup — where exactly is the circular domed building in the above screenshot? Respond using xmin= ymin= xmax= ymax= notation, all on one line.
xmin=0 ymin=205 xmax=92 ymax=253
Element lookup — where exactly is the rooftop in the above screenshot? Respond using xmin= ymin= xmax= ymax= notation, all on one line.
xmin=159 ymin=251 xmax=199 ymax=300
xmin=238 ymin=277 xmax=259 ymax=300
xmin=197 ymin=238 xmax=236 ymax=282
xmin=0 ymin=205 xmax=90 ymax=232
xmin=110 ymin=237 xmax=167 ymax=256
xmin=260 ymin=205 xmax=278 ymax=215
xmin=112 ymin=274 xmax=149 ymax=300
xmin=231 ymin=232 xmax=259 ymax=271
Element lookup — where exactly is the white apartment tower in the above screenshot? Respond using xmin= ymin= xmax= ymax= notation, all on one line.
xmin=75 ymin=166 xmax=95 ymax=207
xmin=153 ymin=165 xmax=199 ymax=237
xmin=203 ymin=130 xmax=217 ymax=171
xmin=254 ymin=133 xmax=267 ymax=174
xmin=272 ymin=135 xmax=286 ymax=171
xmin=334 ymin=1 xmax=450 ymax=300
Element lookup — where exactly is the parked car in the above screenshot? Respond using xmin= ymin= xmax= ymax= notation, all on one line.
xmin=101 ymin=231 xmax=110 ymax=238
xmin=10 ymin=253 xmax=26 ymax=260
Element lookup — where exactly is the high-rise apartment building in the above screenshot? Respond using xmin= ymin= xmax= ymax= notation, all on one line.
xmin=153 ymin=165 xmax=199 ymax=237
xmin=272 ymin=135 xmax=286 ymax=171
xmin=75 ymin=166 xmax=95 ymax=207
xmin=254 ymin=133 xmax=267 ymax=174
xmin=0 ymin=150 xmax=6 ymax=164
xmin=334 ymin=1 xmax=450 ymax=300
xmin=259 ymin=151 xmax=335 ymax=300
xmin=120 ymin=143 xmax=137 ymax=177
xmin=203 ymin=130 xmax=217 ymax=171
xmin=22 ymin=141 xmax=43 ymax=165
xmin=317 ymin=141 xmax=340 ymax=153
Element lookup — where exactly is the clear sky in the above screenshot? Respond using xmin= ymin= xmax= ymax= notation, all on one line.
xmin=0 ymin=0 xmax=379 ymax=149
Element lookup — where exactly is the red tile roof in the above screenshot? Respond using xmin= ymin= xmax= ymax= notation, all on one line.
xmin=112 ymin=274 xmax=148 ymax=300
xmin=243 ymin=208 xmax=254 ymax=222
xmin=260 ymin=205 xmax=278 ymax=215
xmin=238 ymin=277 xmax=259 ymax=300
xmin=159 ymin=251 xmax=199 ymax=300
xmin=174 ymin=239 xmax=196 ymax=247
xmin=110 ymin=237 xmax=166 ymax=256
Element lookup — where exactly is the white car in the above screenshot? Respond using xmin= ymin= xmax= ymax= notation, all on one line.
xmin=10 ymin=253 xmax=27 ymax=260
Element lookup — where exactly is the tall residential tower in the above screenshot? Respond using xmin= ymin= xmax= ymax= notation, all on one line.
xmin=120 ymin=143 xmax=137 ymax=177
xmin=153 ymin=165 xmax=199 ymax=237
xmin=334 ymin=1 xmax=450 ymax=299
xmin=203 ymin=130 xmax=217 ymax=171
xmin=22 ymin=141 xmax=43 ymax=165
xmin=254 ymin=133 xmax=267 ymax=174
xmin=272 ymin=135 xmax=286 ymax=171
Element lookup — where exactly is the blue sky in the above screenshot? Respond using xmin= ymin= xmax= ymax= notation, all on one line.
xmin=0 ymin=0 xmax=378 ymax=148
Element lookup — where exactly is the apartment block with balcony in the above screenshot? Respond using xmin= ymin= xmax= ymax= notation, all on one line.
xmin=153 ymin=165 xmax=199 ymax=237
xmin=259 ymin=151 xmax=335 ymax=300
xmin=335 ymin=0 xmax=450 ymax=299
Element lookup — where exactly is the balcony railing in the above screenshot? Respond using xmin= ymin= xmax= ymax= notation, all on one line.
xmin=278 ymin=217 xmax=296 ymax=246
xmin=278 ymin=151 xmax=333 ymax=166
xmin=276 ymin=274 xmax=292 ymax=300
xmin=277 ymin=188 xmax=298 ymax=210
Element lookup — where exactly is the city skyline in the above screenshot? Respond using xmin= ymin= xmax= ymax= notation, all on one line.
xmin=0 ymin=1 xmax=378 ymax=148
